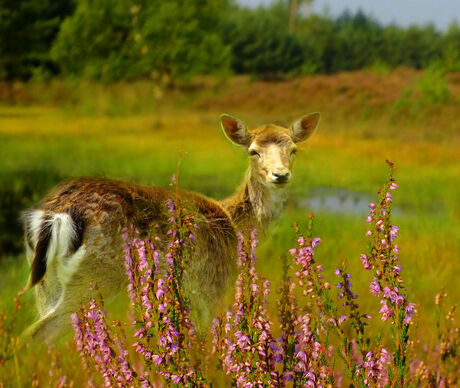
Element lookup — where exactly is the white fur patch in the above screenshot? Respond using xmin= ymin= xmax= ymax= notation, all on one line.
xmin=26 ymin=211 xmax=85 ymax=287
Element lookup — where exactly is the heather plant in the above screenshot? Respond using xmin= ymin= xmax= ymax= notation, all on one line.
xmin=123 ymin=197 xmax=209 ymax=386
xmin=72 ymin=298 xmax=147 ymax=387
xmin=211 ymin=229 xmax=279 ymax=386
xmin=0 ymin=290 xmax=23 ymax=387
xmin=71 ymin=195 xmax=209 ymax=386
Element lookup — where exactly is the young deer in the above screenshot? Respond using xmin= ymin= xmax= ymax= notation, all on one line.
xmin=22 ymin=113 xmax=320 ymax=341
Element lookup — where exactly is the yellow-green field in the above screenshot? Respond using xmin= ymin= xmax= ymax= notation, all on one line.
xmin=0 ymin=71 xmax=459 ymax=385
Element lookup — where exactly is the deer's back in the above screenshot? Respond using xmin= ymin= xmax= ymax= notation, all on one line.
xmin=34 ymin=176 xmax=235 ymax=239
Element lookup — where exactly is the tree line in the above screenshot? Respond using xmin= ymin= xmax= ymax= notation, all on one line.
xmin=1 ymin=0 xmax=460 ymax=82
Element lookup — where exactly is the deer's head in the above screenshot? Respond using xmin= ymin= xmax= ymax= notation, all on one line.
xmin=221 ymin=113 xmax=320 ymax=188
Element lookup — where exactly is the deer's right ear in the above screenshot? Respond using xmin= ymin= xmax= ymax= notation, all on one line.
xmin=220 ymin=114 xmax=249 ymax=146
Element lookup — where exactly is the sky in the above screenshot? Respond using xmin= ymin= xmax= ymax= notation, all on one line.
xmin=239 ymin=0 xmax=460 ymax=30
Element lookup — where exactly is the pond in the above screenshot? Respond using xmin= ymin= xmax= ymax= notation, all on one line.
xmin=297 ymin=186 xmax=403 ymax=216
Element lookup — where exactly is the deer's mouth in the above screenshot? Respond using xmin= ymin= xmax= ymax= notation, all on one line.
xmin=271 ymin=180 xmax=290 ymax=187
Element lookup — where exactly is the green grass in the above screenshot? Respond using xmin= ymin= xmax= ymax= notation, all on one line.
xmin=0 ymin=76 xmax=459 ymax=385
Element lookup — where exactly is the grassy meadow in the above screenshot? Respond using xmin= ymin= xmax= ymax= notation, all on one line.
xmin=0 ymin=69 xmax=459 ymax=385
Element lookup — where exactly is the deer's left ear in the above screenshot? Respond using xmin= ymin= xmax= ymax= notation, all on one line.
xmin=290 ymin=112 xmax=320 ymax=143
xmin=220 ymin=114 xmax=249 ymax=146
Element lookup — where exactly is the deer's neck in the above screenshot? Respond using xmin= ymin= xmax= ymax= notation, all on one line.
xmin=220 ymin=169 xmax=287 ymax=231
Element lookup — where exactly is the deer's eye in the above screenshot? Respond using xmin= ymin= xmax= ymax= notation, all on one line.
xmin=249 ymin=150 xmax=260 ymax=157
xmin=290 ymin=148 xmax=297 ymax=156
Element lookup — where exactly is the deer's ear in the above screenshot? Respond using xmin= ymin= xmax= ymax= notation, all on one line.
xmin=290 ymin=112 xmax=320 ymax=143
xmin=220 ymin=114 xmax=249 ymax=146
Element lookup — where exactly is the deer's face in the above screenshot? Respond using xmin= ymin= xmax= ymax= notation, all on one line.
xmin=247 ymin=126 xmax=296 ymax=186
xmin=221 ymin=113 xmax=320 ymax=188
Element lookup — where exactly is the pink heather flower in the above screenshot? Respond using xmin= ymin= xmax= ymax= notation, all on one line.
xmin=334 ymin=269 xmax=342 ymax=276
xmin=366 ymin=216 xmax=372 ymax=223
xmin=338 ymin=315 xmax=348 ymax=325
xmin=370 ymin=280 xmax=381 ymax=295
xmin=389 ymin=182 xmax=399 ymax=190
xmin=389 ymin=225 xmax=399 ymax=242
xmin=298 ymin=236 xmax=306 ymax=245
xmin=365 ymin=230 xmax=372 ymax=237
xmin=171 ymin=375 xmax=181 ymax=383
xmin=385 ymin=192 xmax=392 ymax=203
xmin=379 ymin=301 xmax=394 ymax=321
xmin=404 ymin=303 xmax=416 ymax=325
xmin=71 ymin=313 xmax=83 ymax=351
xmin=165 ymin=198 xmax=175 ymax=214
xmin=155 ymin=279 xmax=167 ymax=300
xmin=296 ymin=350 xmax=308 ymax=363
xmin=369 ymin=203 xmax=376 ymax=209
xmin=289 ymin=248 xmax=297 ymax=256
xmin=311 ymin=237 xmax=321 ymax=247
xmin=360 ymin=254 xmax=372 ymax=270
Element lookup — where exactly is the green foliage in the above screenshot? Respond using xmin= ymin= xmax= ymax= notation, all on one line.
xmin=221 ymin=3 xmax=304 ymax=77
xmin=52 ymin=0 xmax=230 ymax=82
xmin=415 ymin=66 xmax=451 ymax=103
xmin=136 ymin=0 xmax=231 ymax=79
xmin=440 ymin=22 xmax=460 ymax=71
xmin=0 ymin=0 xmax=74 ymax=80
xmin=51 ymin=0 xmax=138 ymax=81
xmin=393 ymin=67 xmax=451 ymax=116
xmin=333 ymin=10 xmax=383 ymax=71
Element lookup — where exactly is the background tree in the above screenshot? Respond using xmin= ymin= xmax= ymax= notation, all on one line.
xmin=51 ymin=0 xmax=137 ymax=81
xmin=134 ymin=0 xmax=230 ymax=81
xmin=221 ymin=3 xmax=304 ymax=78
xmin=52 ymin=0 xmax=230 ymax=82
xmin=0 ymin=0 xmax=74 ymax=80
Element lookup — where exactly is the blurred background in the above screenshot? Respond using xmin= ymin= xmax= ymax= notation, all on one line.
xmin=0 ymin=0 xmax=459 ymax=384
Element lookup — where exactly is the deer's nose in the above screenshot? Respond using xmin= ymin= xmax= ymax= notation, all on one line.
xmin=272 ymin=172 xmax=290 ymax=183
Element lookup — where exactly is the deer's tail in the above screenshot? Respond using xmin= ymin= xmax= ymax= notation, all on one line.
xmin=22 ymin=208 xmax=86 ymax=290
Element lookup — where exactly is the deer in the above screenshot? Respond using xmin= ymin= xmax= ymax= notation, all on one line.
xmin=21 ymin=112 xmax=320 ymax=341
